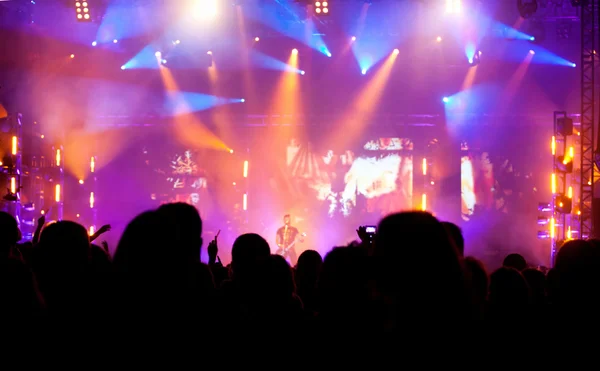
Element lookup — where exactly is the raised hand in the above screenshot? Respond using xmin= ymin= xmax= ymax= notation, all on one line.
xmin=37 ymin=213 xmax=46 ymax=226
xmin=207 ymin=239 xmax=218 ymax=264
xmin=97 ymin=224 xmax=111 ymax=235
xmin=356 ymin=226 xmax=368 ymax=243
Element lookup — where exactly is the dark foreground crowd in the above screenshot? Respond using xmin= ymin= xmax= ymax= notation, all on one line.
xmin=1 ymin=202 xmax=599 ymax=340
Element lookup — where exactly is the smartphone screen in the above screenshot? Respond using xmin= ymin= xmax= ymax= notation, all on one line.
xmin=365 ymin=226 xmax=376 ymax=234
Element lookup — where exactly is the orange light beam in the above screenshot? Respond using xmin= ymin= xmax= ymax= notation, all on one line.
xmin=270 ymin=51 xmax=301 ymax=119
xmin=461 ymin=65 xmax=478 ymax=91
xmin=236 ymin=5 xmax=255 ymax=95
xmin=158 ymin=65 xmax=230 ymax=152
xmin=499 ymin=52 xmax=533 ymax=114
xmin=335 ymin=51 xmax=398 ymax=149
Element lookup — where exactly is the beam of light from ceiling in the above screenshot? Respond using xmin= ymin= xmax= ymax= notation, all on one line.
xmin=489 ymin=41 xmax=577 ymax=67
xmin=121 ymin=44 xmax=162 ymax=69
xmin=333 ymin=50 xmax=399 ymax=150
xmin=61 ymin=78 xmax=164 ymax=179
xmin=496 ymin=52 xmax=534 ymax=114
xmin=351 ymin=36 xmax=396 ymax=75
xmin=443 ymin=83 xmax=502 ymax=136
xmin=63 ymin=127 xmax=131 ymax=180
xmin=350 ymin=1 xmax=414 ymax=73
xmin=236 ymin=4 xmax=256 ymax=100
xmin=158 ymin=65 xmax=232 ymax=152
xmin=436 ymin=2 xmax=493 ymax=66
xmin=493 ymin=22 xmax=536 ymax=41
xmin=269 ymin=49 xmax=303 ymax=120
xmin=244 ymin=0 xmax=330 ymax=56
xmin=163 ymin=91 xmax=244 ymax=117
xmin=461 ymin=65 xmax=478 ymax=91
xmin=95 ymin=1 xmax=163 ymax=43
xmin=251 ymin=50 xmax=304 ymax=74
xmin=205 ymin=44 xmax=236 ymax=145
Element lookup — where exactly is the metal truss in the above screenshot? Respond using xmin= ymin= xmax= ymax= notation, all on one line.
xmin=579 ymin=0 xmax=598 ymax=238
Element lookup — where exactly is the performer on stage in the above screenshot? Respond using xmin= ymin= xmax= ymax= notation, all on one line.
xmin=276 ymin=214 xmax=302 ymax=266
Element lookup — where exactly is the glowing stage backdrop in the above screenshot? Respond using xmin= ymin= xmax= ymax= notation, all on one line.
xmin=460 ymin=140 xmax=539 ymax=222
xmin=285 ymin=137 xmax=413 ymax=220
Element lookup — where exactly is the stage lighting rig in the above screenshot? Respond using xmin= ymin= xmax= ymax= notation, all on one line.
xmin=75 ymin=1 xmax=92 ymax=22
xmin=555 ymin=194 xmax=572 ymax=214
xmin=468 ymin=51 xmax=481 ymax=67
xmin=314 ymin=1 xmax=329 ymax=15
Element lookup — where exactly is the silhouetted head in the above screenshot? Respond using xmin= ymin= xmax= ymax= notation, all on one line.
xmin=296 ymin=250 xmax=322 ymax=277
xmin=464 ymin=256 xmax=488 ymax=303
xmin=555 ymin=239 xmax=600 ymax=271
xmin=552 ymin=239 xmax=600 ymax=305
xmin=252 ymin=254 xmax=296 ymax=302
xmin=113 ymin=210 xmax=179 ymax=274
xmin=0 ymin=211 xmax=20 ymax=256
xmin=157 ymin=202 xmax=203 ymax=261
xmin=283 ymin=214 xmax=291 ymax=226
xmin=231 ymin=233 xmax=271 ymax=279
xmin=319 ymin=245 xmax=370 ymax=316
xmin=489 ymin=267 xmax=530 ymax=307
xmin=441 ymin=221 xmax=464 ymax=256
xmin=522 ymin=268 xmax=546 ymax=304
xmin=295 ymin=249 xmax=323 ymax=290
xmin=38 ymin=220 xmax=90 ymax=265
xmin=503 ymin=253 xmax=527 ymax=271
xmin=374 ymin=211 xmax=468 ymax=322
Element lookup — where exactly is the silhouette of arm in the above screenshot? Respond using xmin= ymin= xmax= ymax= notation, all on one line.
xmin=90 ymin=224 xmax=111 ymax=242
xmin=32 ymin=214 xmax=45 ymax=245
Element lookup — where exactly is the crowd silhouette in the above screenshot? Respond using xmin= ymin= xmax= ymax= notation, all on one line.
xmin=1 ymin=202 xmax=599 ymax=337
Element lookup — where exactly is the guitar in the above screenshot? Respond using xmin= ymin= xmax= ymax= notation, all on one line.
xmin=279 ymin=232 xmax=307 ymax=257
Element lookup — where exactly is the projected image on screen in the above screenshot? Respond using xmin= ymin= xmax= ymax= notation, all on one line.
xmin=144 ymin=147 xmax=209 ymax=214
xmin=286 ymin=138 xmax=413 ymax=218
xmin=461 ymin=143 xmax=495 ymax=221
xmin=461 ymin=142 xmax=539 ymax=221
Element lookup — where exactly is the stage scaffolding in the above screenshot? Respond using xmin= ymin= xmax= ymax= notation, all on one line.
xmin=579 ymin=0 xmax=599 ymax=239
xmin=91 ymin=113 xmax=566 ymax=128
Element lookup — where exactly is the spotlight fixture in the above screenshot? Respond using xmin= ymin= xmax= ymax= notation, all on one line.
xmin=555 ymin=194 xmax=572 ymax=214
xmin=556 ymin=156 xmax=574 ymax=173
xmin=445 ymin=0 xmax=461 ymax=14
xmin=468 ymin=51 xmax=481 ymax=67
xmin=314 ymin=1 xmax=329 ymax=15
xmin=75 ymin=1 xmax=91 ymax=22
